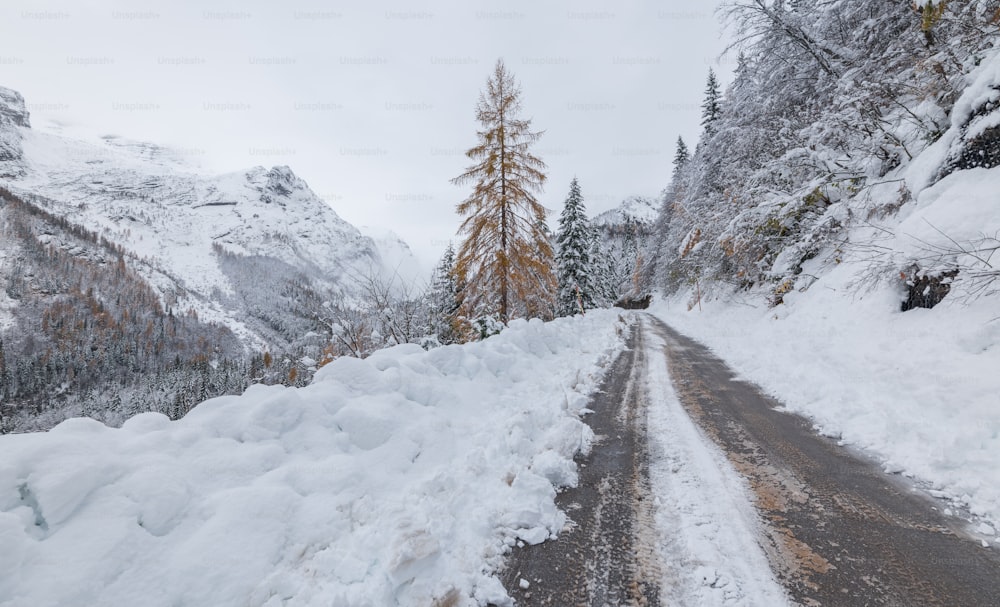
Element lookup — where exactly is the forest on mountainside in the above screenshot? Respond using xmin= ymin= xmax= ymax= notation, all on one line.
xmin=0 ymin=185 xmax=446 ymax=432
xmin=647 ymin=0 xmax=1000 ymax=307
xmin=0 ymin=187 xmax=265 ymax=431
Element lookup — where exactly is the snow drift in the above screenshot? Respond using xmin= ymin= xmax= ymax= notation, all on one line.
xmin=0 ymin=311 xmax=627 ymax=607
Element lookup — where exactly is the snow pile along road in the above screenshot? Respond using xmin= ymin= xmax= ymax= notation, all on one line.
xmin=650 ymin=51 xmax=1000 ymax=535
xmin=0 ymin=312 xmax=627 ymax=607
xmin=652 ymin=277 xmax=1000 ymax=533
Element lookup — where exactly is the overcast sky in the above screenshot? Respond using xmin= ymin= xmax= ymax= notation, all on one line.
xmin=1 ymin=0 xmax=733 ymax=268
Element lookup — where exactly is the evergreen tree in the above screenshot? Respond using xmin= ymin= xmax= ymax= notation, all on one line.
xmin=615 ymin=220 xmax=641 ymax=296
xmin=555 ymin=178 xmax=598 ymax=316
xmin=427 ymin=244 xmax=462 ymax=344
xmin=452 ymin=59 xmax=555 ymax=325
xmin=701 ymin=69 xmax=722 ymax=133
xmin=0 ymin=335 xmax=7 ymax=401
xmin=673 ymin=136 xmax=689 ymax=173
xmin=588 ymin=229 xmax=614 ymax=306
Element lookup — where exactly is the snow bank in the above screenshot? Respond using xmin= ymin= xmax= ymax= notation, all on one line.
xmin=0 ymin=311 xmax=627 ymax=607
xmin=653 ymin=271 xmax=1000 ymax=532
xmin=653 ymin=55 xmax=1000 ymax=532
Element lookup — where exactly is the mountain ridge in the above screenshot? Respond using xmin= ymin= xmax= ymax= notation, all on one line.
xmin=0 ymin=84 xmax=422 ymax=431
xmin=0 ymin=84 xmax=421 ymax=349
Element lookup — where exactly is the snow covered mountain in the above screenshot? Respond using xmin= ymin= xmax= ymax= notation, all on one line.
xmin=589 ymin=195 xmax=657 ymax=300
xmin=0 ymin=85 xmax=419 ymax=349
xmin=358 ymin=225 xmax=425 ymax=285
xmin=591 ymin=194 xmax=657 ymax=230
xmin=0 ymin=87 xmax=29 ymax=175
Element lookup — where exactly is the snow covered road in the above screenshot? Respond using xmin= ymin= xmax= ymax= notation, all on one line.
xmin=654 ymin=316 xmax=1000 ymax=606
xmin=4 ymin=310 xmax=998 ymax=606
xmin=501 ymin=316 xmax=788 ymax=606
xmin=503 ymin=314 xmax=1000 ymax=606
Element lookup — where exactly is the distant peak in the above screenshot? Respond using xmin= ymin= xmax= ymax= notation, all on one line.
xmin=0 ymin=86 xmax=31 ymax=129
xmin=593 ymin=195 xmax=657 ymax=227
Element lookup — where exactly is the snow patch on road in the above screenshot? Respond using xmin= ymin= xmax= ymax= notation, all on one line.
xmin=643 ymin=324 xmax=791 ymax=606
xmin=0 ymin=311 xmax=627 ymax=607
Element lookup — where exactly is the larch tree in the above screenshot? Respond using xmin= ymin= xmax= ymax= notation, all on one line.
xmin=555 ymin=178 xmax=597 ymax=316
xmin=519 ymin=219 xmax=558 ymax=321
xmin=452 ymin=58 xmax=555 ymax=325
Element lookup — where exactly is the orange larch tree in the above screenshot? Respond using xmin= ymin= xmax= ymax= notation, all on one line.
xmin=451 ymin=58 xmax=555 ymax=325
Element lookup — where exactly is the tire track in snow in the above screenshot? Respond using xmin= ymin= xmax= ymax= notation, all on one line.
xmin=497 ymin=320 xmax=662 ymax=606
xmin=652 ymin=316 xmax=1000 ymax=606
xmin=497 ymin=316 xmax=786 ymax=606
xmin=642 ymin=318 xmax=790 ymax=606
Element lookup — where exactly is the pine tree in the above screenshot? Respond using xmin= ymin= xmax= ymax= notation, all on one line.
xmin=427 ymin=244 xmax=462 ymax=344
xmin=452 ymin=59 xmax=555 ymax=325
xmin=555 ymin=178 xmax=598 ymax=316
xmin=673 ymin=136 xmax=689 ymax=173
xmin=588 ymin=229 xmax=614 ymax=306
xmin=0 ymin=335 xmax=7 ymax=401
xmin=701 ymin=69 xmax=722 ymax=134
xmin=664 ymin=135 xmax=691 ymax=206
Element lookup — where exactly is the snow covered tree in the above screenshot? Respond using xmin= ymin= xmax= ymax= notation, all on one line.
xmin=452 ymin=58 xmax=556 ymax=325
xmin=426 ymin=244 xmax=462 ymax=344
xmin=700 ymin=69 xmax=722 ymax=134
xmin=0 ymin=335 xmax=7 ymax=402
xmin=519 ymin=219 xmax=558 ymax=320
xmin=588 ymin=229 xmax=614 ymax=306
xmin=555 ymin=178 xmax=598 ymax=316
xmin=673 ymin=136 xmax=689 ymax=173
xmin=648 ymin=0 xmax=1000 ymax=303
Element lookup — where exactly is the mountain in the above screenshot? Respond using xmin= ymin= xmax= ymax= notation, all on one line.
xmin=591 ymin=194 xmax=657 ymax=230
xmin=590 ymin=195 xmax=657 ymax=301
xmin=358 ymin=225 xmax=426 ymax=287
xmin=0 ymin=86 xmax=420 ymax=341
xmin=0 ymin=85 xmax=421 ymax=431
xmin=0 ymin=87 xmax=29 ymax=174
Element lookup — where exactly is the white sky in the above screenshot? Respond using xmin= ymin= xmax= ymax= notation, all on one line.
xmin=1 ymin=0 xmax=733 ymax=268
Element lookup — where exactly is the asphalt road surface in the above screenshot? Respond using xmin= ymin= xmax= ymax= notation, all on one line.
xmin=500 ymin=318 xmax=663 ymax=606
xmin=501 ymin=314 xmax=1000 ymax=606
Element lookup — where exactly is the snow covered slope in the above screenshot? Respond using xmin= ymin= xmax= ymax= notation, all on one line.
xmin=0 ymin=88 xmax=29 ymax=176
xmin=590 ymin=195 xmax=657 ymax=301
xmin=359 ymin=225 xmax=426 ymax=285
xmin=0 ymin=311 xmax=627 ymax=607
xmin=654 ymin=48 xmax=1000 ymax=532
xmin=591 ymin=194 xmax=657 ymax=229
xmin=0 ymin=85 xmax=419 ymax=348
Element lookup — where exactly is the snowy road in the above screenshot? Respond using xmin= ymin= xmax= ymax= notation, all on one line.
xmin=500 ymin=317 xmax=787 ymax=606
xmin=501 ymin=315 xmax=1000 ymax=606
xmin=655 ymin=317 xmax=1000 ymax=606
